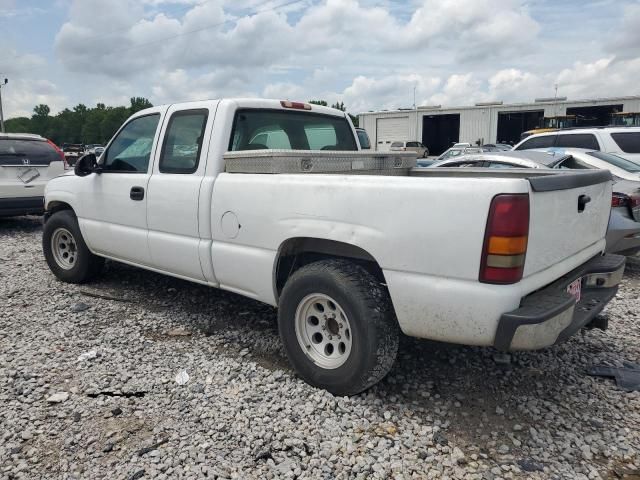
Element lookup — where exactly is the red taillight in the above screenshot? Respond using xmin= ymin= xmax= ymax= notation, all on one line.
xmin=47 ymin=139 xmax=69 ymax=169
xmin=479 ymin=194 xmax=530 ymax=284
xmin=611 ymin=192 xmax=629 ymax=207
xmin=280 ymin=100 xmax=312 ymax=110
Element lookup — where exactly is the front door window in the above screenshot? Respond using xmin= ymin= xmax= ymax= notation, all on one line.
xmin=102 ymin=114 xmax=160 ymax=173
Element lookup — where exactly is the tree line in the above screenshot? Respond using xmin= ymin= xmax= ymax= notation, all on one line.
xmin=4 ymin=97 xmax=358 ymax=146
xmin=4 ymin=97 xmax=153 ymax=146
xmin=309 ymin=100 xmax=359 ymax=126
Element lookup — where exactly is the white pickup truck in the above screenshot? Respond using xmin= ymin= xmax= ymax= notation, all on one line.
xmin=42 ymin=99 xmax=625 ymax=395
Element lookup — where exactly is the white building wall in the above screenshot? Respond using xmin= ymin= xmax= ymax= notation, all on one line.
xmin=358 ymin=96 xmax=640 ymax=150
xmin=459 ymin=108 xmax=492 ymax=145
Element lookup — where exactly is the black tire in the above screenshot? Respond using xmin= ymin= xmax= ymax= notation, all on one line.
xmin=278 ymin=259 xmax=399 ymax=396
xmin=43 ymin=210 xmax=104 ymax=283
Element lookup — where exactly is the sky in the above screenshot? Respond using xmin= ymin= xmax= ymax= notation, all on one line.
xmin=0 ymin=0 xmax=639 ymax=118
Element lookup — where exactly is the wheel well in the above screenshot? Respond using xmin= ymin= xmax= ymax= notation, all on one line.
xmin=274 ymin=238 xmax=387 ymax=298
xmin=45 ymin=201 xmax=74 ymax=221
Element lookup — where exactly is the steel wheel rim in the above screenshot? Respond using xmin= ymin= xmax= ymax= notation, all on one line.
xmin=51 ymin=227 xmax=77 ymax=270
xmin=294 ymin=293 xmax=353 ymax=370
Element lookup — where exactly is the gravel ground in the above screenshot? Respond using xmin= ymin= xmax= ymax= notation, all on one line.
xmin=1 ymin=216 xmax=639 ymax=480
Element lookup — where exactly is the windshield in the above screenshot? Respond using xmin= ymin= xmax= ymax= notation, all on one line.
xmin=587 ymin=151 xmax=640 ymax=172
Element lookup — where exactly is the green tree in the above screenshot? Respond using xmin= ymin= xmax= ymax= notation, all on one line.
xmin=31 ymin=104 xmax=51 ymax=136
xmin=101 ymin=106 xmax=130 ymax=143
xmin=5 ymin=117 xmax=32 ymax=133
xmin=309 ymin=100 xmax=328 ymax=106
xmin=331 ymin=101 xmax=345 ymax=111
xmin=130 ymin=97 xmax=153 ymax=114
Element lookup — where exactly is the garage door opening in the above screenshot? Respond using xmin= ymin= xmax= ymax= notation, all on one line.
xmin=422 ymin=114 xmax=460 ymax=156
xmin=566 ymin=104 xmax=623 ymax=127
xmin=375 ymin=117 xmax=409 ymax=151
xmin=497 ymin=110 xmax=544 ymax=144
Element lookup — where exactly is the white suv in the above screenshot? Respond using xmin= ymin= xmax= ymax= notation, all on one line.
xmin=0 ymin=133 xmax=67 ymax=217
xmin=513 ymin=127 xmax=640 ymax=163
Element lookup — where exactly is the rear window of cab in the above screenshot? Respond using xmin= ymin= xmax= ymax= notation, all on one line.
xmin=229 ymin=109 xmax=357 ymax=152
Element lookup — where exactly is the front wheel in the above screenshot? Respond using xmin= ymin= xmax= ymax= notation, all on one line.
xmin=278 ymin=259 xmax=399 ymax=396
xmin=43 ymin=210 xmax=104 ymax=283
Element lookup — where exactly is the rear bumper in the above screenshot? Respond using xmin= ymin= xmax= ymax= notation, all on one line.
xmin=494 ymin=254 xmax=625 ymax=351
xmin=0 ymin=196 xmax=45 ymax=217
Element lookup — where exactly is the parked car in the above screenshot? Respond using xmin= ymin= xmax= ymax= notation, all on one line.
xmin=390 ymin=141 xmax=429 ymax=157
xmin=354 ymin=128 xmax=371 ymax=150
xmin=513 ymin=126 xmax=640 ymax=163
xmin=42 ymin=98 xmax=623 ymax=395
xmin=483 ymin=143 xmax=512 ymax=151
xmin=433 ymin=149 xmax=640 ymax=256
xmin=88 ymin=146 xmax=105 ymax=157
xmin=62 ymin=143 xmax=85 ymax=166
xmin=416 ymin=158 xmax=436 ymax=167
xmin=431 ymin=150 xmax=560 ymax=169
xmin=436 ymin=145 xmax=498 ymax=161
xmin=0 ymin=133 xmax=67 ymax=217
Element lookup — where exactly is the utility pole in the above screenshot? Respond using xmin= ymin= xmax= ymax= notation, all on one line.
xmin=0 ymin=78 xmax=7 ymax=133
xmin=413 ymin=84 xmax=419 ymax=142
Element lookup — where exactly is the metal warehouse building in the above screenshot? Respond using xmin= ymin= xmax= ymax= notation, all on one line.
xmin=358 ymin=95 xmax=640 ymax=155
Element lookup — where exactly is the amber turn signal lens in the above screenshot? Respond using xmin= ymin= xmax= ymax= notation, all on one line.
xmin=487 ymin=235 xmax=528 ymax=255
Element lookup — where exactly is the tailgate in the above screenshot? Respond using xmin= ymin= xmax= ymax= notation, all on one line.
xmin=524 ymin=171 xmax=613 ymax=277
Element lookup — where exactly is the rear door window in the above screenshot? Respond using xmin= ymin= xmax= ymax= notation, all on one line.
xmin=230 ymin=109 xmax=357 ymax=151
xmin=611 ymin=132 xmax=640 ymax=153
xmin=159 ymin=109 xmax=208 ymax=174
xmin=0 ymin=139 xmax=58 ymax=166
xmin=406 ymin=142 xmax=419 ymax=148
xmin=515 ymin=135 xmax=556 ymax=150
xmin=556 ymin=133 xmax=600 ymax=150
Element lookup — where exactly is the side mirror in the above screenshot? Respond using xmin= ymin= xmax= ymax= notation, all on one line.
xmin=74 ymin=153 xmax=99 ymax=177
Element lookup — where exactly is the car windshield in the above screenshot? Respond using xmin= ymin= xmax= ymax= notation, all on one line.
xmin=587 ymin=151 xmax=640 ymax=173
xmin=390 ymin=142 xmax=403 ymax=148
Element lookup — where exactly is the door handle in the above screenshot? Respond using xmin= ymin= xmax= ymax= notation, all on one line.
xmin=578 ymin=194 xmax=591 ymax=212
xmin=130 ymin=186 xmax=145 ymax=201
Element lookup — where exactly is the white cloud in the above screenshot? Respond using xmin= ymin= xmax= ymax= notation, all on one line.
xmin=151 ymin=68 xmax=255 ymax=104
xmin=607 ymin=3 xmax=640 ymax=59
xmin=404 ymin=0 xmax=540 ymax=59
xmin=0 ymin=49 xmax=65 ymax=118
xmin=2 ymin=0 xmax=637 ymax=120
xmin=341 ymin=74 xmax=441 ymax=112
xmin=2 ymin=78 xmax=67 ymax=118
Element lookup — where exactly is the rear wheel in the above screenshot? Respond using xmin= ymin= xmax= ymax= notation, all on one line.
xmin=43 ymin=210 xmax=104 ymax=283
xmin=278 ymin=259 xmax=399 ymax=396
